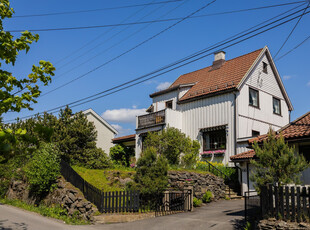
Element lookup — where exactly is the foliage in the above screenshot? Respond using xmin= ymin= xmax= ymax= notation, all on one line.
xmin=110 ymin=144 xmax=135 ymax=167
xmin=72 ymin=165 xmax=135 ymax=192
xmin=144 ymin=127 xmax=200 ymax=166
xmin=193 ymin=197 xmax=202 ymax=207
xmin=0 ymin=0 xmax=55 ymax=117
xmin=0 ymin=198 xmax=89 ymax=225
xmin=129 ymin=147 xmax=168 ymax=196
xmin=195 ymin=161 xmax=236 ymax=180
xmin=24 ymin=143 xmax=60 ymax=196
xmin=250 ymin=129 xmax=309 ymax=190
xmin=202 ymin=190 xmax=213 ymax=203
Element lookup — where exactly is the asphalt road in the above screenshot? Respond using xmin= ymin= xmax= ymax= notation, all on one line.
xmin=0 ymin=199 xmax=244 ymax=230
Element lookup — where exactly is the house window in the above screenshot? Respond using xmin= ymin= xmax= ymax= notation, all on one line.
xmin=252 ymin=130 xmax=260 ymax=137
xmin=165 ymin=100 xmax=173 ymax=109
xmin=273 ymin=97 xmax=281 ymax=115
xmin=249 ymin=88 xmax=259 ymax=108
xmin=263 ymin=62 xmax=268 ymax=74
xmin=300 ymin=145 xmax=310 ymax=163
xmin=203 ymin=129 xmax=226 ymax=151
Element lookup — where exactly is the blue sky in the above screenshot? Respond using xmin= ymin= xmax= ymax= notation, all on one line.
xmin=3 ymin=0 xmax=310 ymax=136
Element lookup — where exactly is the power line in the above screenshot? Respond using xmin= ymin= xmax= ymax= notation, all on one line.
xmin=6 ymin=6 xmax=310 ymax=122
xmin=12 ymin=0 xmax=185 ymax=18
xmin=274 ymin=3 xmax=310 ymax=58
xmin=39 ymin=0 xmax=218 ymax=97
xmin=275 ymin=34 xmax=310 ymax=61
xmin=8 ymin=2 xmax=305 ymax=33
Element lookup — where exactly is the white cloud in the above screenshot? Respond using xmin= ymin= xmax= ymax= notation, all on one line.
xmin=102 ymin=108 xmax=146 ymax=123
xmin=111 ymin=124 xmax=132 ymax=136
xmin=283 ymin=75 xmax=292 ymax=80
xmin=307 ymin=81 xmax=310 ymax=87
xmin=156 ymin=82 xmax=171 ymax=91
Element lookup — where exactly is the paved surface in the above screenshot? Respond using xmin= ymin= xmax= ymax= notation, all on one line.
xmin=0 ymin=199 xmax=244 ymax=230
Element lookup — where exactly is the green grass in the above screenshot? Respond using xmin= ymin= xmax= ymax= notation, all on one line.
xmin=0 ymin=198 xmax=89 ymax=225
xmin=72 ymin=166 xmax=135 ymax=192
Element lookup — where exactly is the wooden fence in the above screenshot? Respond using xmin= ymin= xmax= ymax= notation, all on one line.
xmin=261 ymin=185 xmax=310 ymax=222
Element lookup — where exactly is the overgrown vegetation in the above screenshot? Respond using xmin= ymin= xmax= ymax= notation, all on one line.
xmin=251 ymin=129 xmax=309 ymax=190
xmin=193 ymin=197 xmax=202 ymax=207
xmin=202 ymin=191 xmax=213 ymax=203
xmin=0 ymin=198 xmax=88 ymax=225
xmin=144 ymin=127 xmax=200 ymax=167
xmin=24 ymin=143 xmax=60 ymax=196
xmin=195 ymin=161 xmax=236 ymax=181
xmin=110 ymin=144 xmax=135 ymax=167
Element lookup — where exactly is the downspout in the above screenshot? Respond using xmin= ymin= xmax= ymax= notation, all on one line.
xmin=233 ymin=92 xmax=237 ymax=156
xmin=247 ymin=162 xmax=250 ymax=194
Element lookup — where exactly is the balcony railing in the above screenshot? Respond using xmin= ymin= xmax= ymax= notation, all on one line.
xmin=138 ymin=110 xmax=165 ymax=129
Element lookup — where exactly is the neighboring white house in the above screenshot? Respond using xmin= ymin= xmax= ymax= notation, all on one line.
xmin=83 ymin=109 xmax=118 ymax=154
xmin=231 ymin=111 xmax=310 ymax=195
xmin=135 ymin=46 xmax=293 ymax=165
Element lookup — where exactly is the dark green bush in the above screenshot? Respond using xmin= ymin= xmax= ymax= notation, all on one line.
xmin=83 ymin=148 xmax=111 ymax=169
xmin=24 ymin=143 xmax=60 ymax=196
xmin=109 ymin=144 xmax=134 ymax=167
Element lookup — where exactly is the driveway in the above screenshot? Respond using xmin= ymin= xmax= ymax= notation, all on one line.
xmin=0 ymin=199 xmax=244 ymax=230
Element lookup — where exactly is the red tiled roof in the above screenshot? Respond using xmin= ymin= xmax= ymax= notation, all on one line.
xmin=249 ymin=111 xmax=310 ymax=144
xmin=230 ymin=150 xmax=256 ymax=161
xmin=112 ymin=134 xmax=135 ymax=143
xmin=168 ymin=48 xmax=263 ymax=102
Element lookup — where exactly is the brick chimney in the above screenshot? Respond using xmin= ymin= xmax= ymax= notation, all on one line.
xmin=211 ymin=51 xmax=226 ymax=70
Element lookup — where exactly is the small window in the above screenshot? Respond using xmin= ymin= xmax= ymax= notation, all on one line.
xmin=273 ymin=97 xmax=281 ymax=115
xmin=165 ymin=100 xmax=173 ymax=109
xmin=252 ymin=130 xmax=260 ymax=137
xmin=263 ymin=62 xmax=268 ymax=74
xmin=249 ymin=88 xmax=259 ymax=108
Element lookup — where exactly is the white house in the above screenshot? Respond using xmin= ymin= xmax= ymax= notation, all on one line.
xmin=83 ymin=109 xmax=118 ymax=154
xmin=135 ymin=46 xmax=293 ymax=165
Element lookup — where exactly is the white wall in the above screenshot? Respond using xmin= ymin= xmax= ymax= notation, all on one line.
xmin=166 ymin=108 xmax=182 ymax=130
xmin=85 ymin=113 xmax=116 ymax=154
xmin=152 ymin=91 xmax=178 ymax=112
xmin=237 ymin=53 xmax=290 ymax=139
xmin=179 ymin=93 xmax=236 ymax=165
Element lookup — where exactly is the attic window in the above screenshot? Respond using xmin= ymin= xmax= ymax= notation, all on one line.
xmin=263 ymin=62 xmax=268 ymax=74
xmin=165 ymin=100 xmax=173 ymax=109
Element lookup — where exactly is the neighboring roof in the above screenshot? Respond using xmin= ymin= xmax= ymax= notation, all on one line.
xmin=83 ymin=109 xmax=118 ymax=135
xmin=168 ymin=48 xmax=263 ymax=102
xmin=230 ymin=150 xmax=256 ymax=161
xmin=112 ymin=134 xmax=136 ymax=144
xmin=149 ymin=46 xmax=293 ymax=110
xmin=249 ymin=111 xmax=310 ymax=144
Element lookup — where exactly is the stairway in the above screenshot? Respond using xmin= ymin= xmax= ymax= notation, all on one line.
xmin=225 ymin=185 xmax=243 ymax=200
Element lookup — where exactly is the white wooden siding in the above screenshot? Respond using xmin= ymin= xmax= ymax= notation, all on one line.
xmin=179 ymin=93 xmax=235 ymax=165
xmin=152 ymin=91 xmax=178 ymax=111
xmin=166 ymin=108 xmax=182 ymax=130
xmin=237 ymin=53 xmax=290 ymax=139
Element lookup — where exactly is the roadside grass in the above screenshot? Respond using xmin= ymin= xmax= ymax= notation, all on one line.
xmin=72 ymin=166 xmax=135 ymax=192
xmin=0 ymin=198 xmax=89 ymax=225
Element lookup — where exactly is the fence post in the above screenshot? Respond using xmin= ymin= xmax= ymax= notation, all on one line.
xmin=285 ymin=186 xmax=290 ymax=221
xmin=297 ymin=187 xmax=301 ymax=223
xmin=291 ymin=186 xmax=295 ymax=222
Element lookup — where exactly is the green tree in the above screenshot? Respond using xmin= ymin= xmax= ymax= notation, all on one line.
xmin=110 ymin=144 xmax=135 ymax=167
xmin=144 ymin=127 xmax=200 ymax=166
xmin=0 ymin=0 xmax=55 ymax=154
xmin=129 ymin=147 xmax=168 ymax=196
xmin=251 ymin=129 xmax=309 ymax=190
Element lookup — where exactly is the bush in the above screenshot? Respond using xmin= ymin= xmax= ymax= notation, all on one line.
xmin=80 ymin=148 xmax=111 ymax=169
xmin=202 ymin=191 xmax=213 ymax=203
xmin=129 ymin=147 xmax=168 ymax=197
xmin=109 ymin=144 xmax=135 ymax=167
xmin=196 ymin=161 xmax=236 ymax=181
xmin=193 ymin=197 xmax=202 ymax=207
xmin=24 ymin=143 xmax=60 ymax=196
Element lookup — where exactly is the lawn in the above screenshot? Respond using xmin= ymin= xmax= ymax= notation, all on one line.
xmin=72 ymin=166 xmax=135 ymax=192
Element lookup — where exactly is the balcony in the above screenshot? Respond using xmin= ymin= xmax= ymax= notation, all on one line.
xmin=137 ymin=110 xmax=165 ymax=129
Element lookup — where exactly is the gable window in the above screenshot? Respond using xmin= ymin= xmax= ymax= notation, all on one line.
xmin=263 ymin=62 xmax=268 ymax=74
xmin=165 ymin=100 xmax=173 ymax=109
xmin=273 ymin=97 xmax=281 ymax=115
xmin=252 ymin=130 xmax=260 ymax=137
xmin=203 ymin=129 xmax=226 ymax=151
xmin=249 ymin=88 xmax=259 ymax=108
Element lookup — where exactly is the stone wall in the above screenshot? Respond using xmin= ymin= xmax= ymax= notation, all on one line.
xmin=168 ymin=171 xmax=226 ymax=200
xmin=258 ymin=219 xmax=310 ymax=229
xmin=6 ymin=177 xmax=95 ymax=222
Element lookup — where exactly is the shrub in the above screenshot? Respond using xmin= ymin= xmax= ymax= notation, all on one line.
xmin=202 ymin=191 xmax=213 ymax=203
xmin=196 ymin=161 xmax=236 ymax=181
xmin=193 ymin=197 xmax=202 ymax=207
xmin=81 ymin=148 xmax=111 ymax=169
xmin=109 ymin=144 xmax=135 ymax=167
xmin=129 ymin=147 xmax=168 ymax=197
xmin=24 ymin=143 xmax=60 ymax=196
